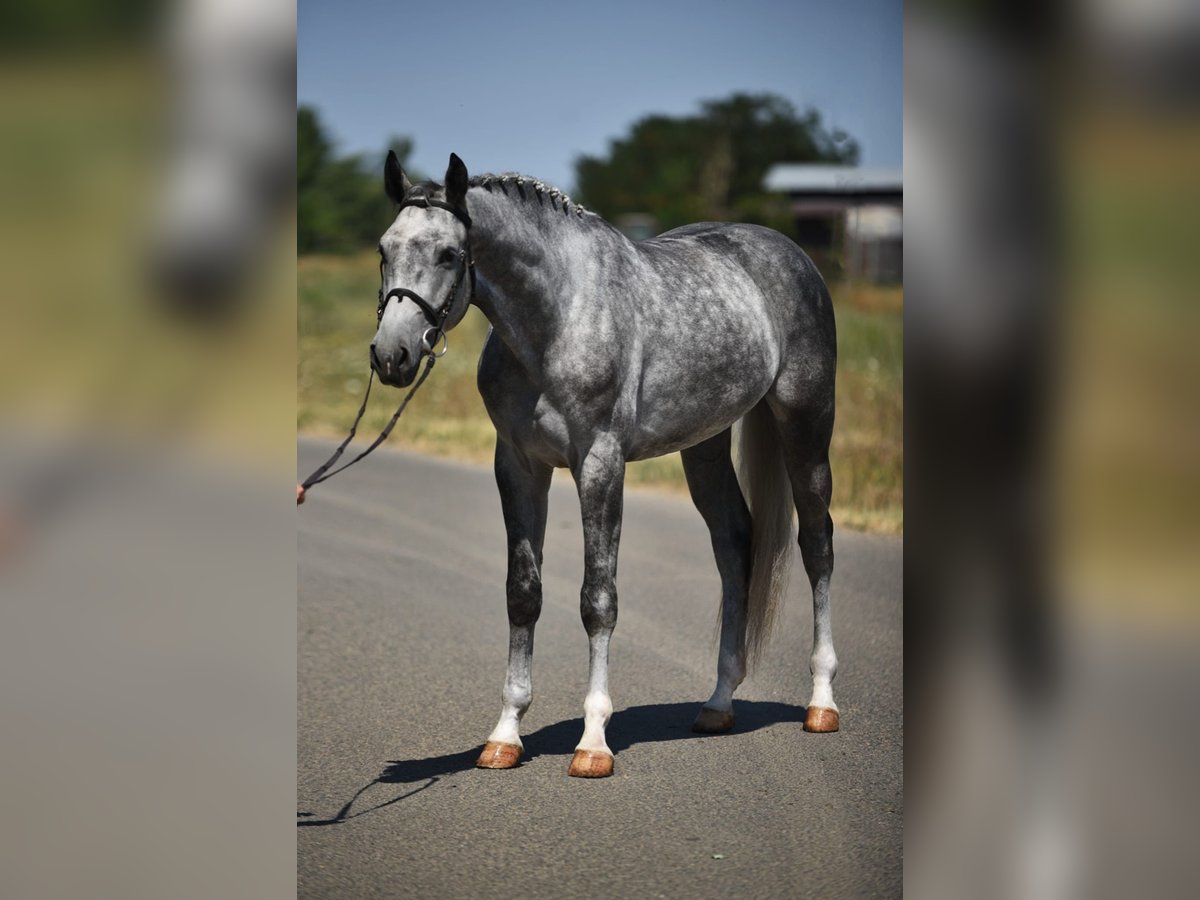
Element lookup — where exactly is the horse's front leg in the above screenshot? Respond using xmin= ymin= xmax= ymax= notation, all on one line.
xmin=568 ymin=436 xmax=625 ymax=778
xmin=477 ymin=440 xmax=552 ymax=769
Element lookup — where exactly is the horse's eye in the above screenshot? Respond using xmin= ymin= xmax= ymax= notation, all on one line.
xmin=437 ymin=248 xmax=458 ymax=267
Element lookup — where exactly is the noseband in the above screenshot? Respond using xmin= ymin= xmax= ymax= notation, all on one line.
xmin=377 ymin=195 xmax=476 ymax=357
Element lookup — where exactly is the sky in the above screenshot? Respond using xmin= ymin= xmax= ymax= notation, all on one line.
xmin=298 ymin=0 xmax=902 ymax=193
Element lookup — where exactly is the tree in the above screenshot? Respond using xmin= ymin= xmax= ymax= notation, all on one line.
xmin=298 ymin=106 xmax=421 ymax=253
xmin=574 ymin=93 xmax=858 ymax=237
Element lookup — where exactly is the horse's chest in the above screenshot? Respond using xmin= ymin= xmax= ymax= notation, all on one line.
xmin=491 ymin=392 xmax=574 ymax=467
xmin=478 ymin=341 xmax=576 ymax=467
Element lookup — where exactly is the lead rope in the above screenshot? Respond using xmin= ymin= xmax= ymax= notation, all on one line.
xmin=297 ymin=352 xmax=438 ymax=504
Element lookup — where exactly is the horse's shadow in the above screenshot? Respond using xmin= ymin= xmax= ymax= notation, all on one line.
xmin=297 ymin=700 xmax=805 ymax=826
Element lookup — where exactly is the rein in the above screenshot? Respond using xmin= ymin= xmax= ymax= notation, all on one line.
xmin=297 ymin=197 xmax=474 ymax=504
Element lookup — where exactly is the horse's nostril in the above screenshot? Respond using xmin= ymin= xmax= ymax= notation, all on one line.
xmin=396 ymin=347 xmax=409 ymax=366
xmin=369 ymin=343 xmax=381 ymax=370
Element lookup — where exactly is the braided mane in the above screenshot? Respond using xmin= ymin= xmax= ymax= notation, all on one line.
xmin=471 ymin=173 xmax=590 ymax=220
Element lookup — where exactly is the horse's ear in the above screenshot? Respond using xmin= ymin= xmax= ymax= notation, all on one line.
xmin=384 ymin=150 xmax=412 ymax=204
xmin=445 ymin=153 xmax=469 ymax=208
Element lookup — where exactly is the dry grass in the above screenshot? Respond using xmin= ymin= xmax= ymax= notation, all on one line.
xmin=298 ymin=253 xmax=902 ymax=534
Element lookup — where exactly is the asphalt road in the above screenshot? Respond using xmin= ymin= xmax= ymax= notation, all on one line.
xmin=297 ymin=438 xmax=902 ymax=898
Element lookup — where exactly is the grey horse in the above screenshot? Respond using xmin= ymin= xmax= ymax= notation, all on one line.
xmin=371 ymin=153 xmax=839 ymax=778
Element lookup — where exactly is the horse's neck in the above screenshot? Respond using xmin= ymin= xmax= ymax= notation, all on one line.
xmin=466 ymin=188 xmax=574 ymax=376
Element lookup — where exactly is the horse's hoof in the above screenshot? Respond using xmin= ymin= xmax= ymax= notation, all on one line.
xmin=804 ymin=707 xmax=840 ymax=733
xmin=692 ymin=707 xmax=735 ymax=733
xmin=476 ymin=741 xmax=522 ymax=769
xmin=568 ymin=749 xmax=614 ymax=778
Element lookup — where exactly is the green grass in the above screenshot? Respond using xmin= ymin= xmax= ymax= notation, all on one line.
xmin=828 ymin=298 xmax=903 ymax=533
xmin=298 ymin=253 xmax=902 ymax=534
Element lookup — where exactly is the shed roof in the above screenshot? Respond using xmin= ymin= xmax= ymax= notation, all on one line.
xmin=763 ymin=165 xmax=902 ymax=194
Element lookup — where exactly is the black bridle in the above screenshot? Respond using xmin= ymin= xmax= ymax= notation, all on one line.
xmin=298 ymin=197 xmax=474 ymax=502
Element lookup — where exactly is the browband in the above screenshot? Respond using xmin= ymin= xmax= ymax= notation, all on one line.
xmin=399 ymin=195 xmax=472 ymax=230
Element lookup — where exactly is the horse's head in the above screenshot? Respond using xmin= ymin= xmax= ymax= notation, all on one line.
xmin=371 ymin=152 xmax=474 ymax=387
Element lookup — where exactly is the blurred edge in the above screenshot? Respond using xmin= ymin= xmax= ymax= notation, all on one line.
xmin=906 ymin=2 xmax=1199 ymax=900
xmin=0 ymin=2 xmax=296 ymax=899
xmin=4 ymin=0 xmax=1200 ymax=896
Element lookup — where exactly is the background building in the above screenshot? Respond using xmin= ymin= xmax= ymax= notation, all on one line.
xmin=764 ymin=164 xmax=903 ymax=283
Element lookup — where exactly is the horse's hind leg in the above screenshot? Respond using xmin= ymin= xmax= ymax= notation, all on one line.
xmin=768 ymin=399 xmax=840 ymax=733
xmin=477 ymin=440 xmax=552 ymax=769
xmin=681 ymin=429 xmax=752 ymax=733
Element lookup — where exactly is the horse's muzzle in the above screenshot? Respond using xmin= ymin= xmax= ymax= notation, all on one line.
xmin=370 ymin=342 xmax=416 ymax=387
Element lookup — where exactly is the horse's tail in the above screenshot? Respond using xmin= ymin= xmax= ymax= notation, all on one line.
xmin=737 ymin=400 xmax=795 ymax=668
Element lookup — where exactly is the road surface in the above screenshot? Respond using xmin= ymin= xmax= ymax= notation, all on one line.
xmin=298 ymin=438 xmax=902 ymax=897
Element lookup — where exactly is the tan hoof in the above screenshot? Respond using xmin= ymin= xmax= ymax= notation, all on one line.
xmin=476 ymin=741 xmax=522 ymax=769
xmin=568 ymin=749 xmax=614 ymax=778
xmin=804 ymin=706 xmax=840 ymax=733
xmin=692 ymin=706 xmax=735 ymax=733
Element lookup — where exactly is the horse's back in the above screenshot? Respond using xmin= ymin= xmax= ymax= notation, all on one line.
xmin=635 ymin=220 xmax=834 ymax=370
xmin=646 ymin=220 xmax=816 ymax=279
xmin=599 ymin=222 xmax=831 ymax=458
xmin=639 ymin=221 xmax=833 ymax=333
